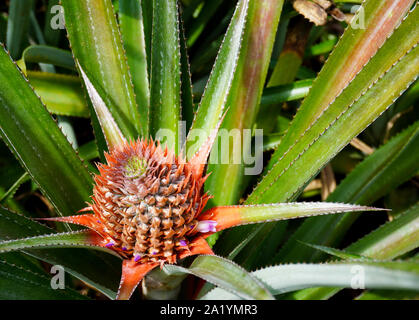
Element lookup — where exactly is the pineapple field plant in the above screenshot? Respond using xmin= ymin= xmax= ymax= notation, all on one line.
xmin=0 ymin=0 xmax=418 ymax=301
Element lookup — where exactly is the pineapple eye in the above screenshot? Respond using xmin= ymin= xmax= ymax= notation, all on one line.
xmin=124 ymin=156 xmax=147 ymax=178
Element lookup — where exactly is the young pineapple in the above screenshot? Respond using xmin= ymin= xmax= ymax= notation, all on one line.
xmin=90 ymin=139 xmax=211 ymax=265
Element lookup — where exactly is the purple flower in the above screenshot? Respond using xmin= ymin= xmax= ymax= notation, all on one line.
xmin=196 ymin=220 xmax=217 ymax=233
xmin=179 ymin=240 xmax=187 ymax=246
xmin=105 ymin=241 xmax=114 ymax=248
xmin=134 ymin=254 xmax=141 ymax=262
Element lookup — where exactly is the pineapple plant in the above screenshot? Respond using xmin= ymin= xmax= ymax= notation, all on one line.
xmin=0 ymin=0 xmax=418 ymax=300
